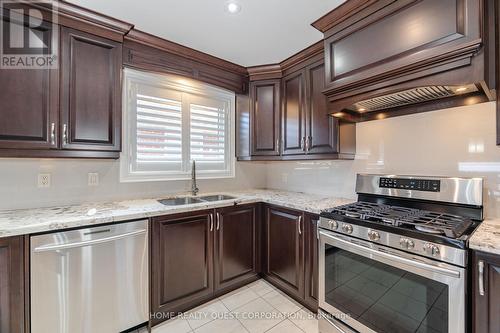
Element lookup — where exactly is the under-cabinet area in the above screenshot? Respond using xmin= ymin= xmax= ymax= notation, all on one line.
xmin=1 ymin=0 xmax=500 ymax=333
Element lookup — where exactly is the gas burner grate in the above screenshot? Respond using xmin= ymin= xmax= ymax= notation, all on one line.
xmin=326 ymin=202 xmax=473 ymax=238
xmin=398 ymin=212 xmax=472 ymax=238
xmin=329 ymin=202 xmax=383 ymax=219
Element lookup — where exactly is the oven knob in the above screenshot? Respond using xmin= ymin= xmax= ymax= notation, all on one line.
xmin=399 ymin=238 xmax=415 ymax=250
xmin=328 ymin=220 xmax=338 ymax=230
xmin=423 ymin=243 xmax=440 ymax=256
xmin=368 ymin=230 xmax=380 ymax=241
xmin=400 ymin=238 xmax=408 ymax=249
xmin=342 ymin=224 xmax=353 ymax=234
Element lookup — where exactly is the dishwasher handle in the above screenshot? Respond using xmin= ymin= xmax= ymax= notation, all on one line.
xmin=33 ymin=229 xmax=147 ymax=253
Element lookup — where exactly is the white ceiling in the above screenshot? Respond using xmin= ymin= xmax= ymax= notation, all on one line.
xmin=68 ymin=0 xmax=345 ymax=67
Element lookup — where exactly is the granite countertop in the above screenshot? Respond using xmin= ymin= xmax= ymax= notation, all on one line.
xmin=469 ymin=218 xmax=500 ymax=256
xmin=0 ymin=189 xmax=354 ymax=238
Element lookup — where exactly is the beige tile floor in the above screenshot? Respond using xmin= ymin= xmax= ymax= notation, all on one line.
xmin=151 ymin=279 xmax=319 ymax=333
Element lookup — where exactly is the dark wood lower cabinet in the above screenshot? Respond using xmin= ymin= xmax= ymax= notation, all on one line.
xmin=151 ymin=210 xmax=214 ymax=325
xmin=304 ymin=214 xmax=319 ymax=311
xmin=473 ymin=250 xmax=500 ymax=333
xmin=0 ymin=236 xmax=26 ymax=333
xmin=264 ymin=205 xmax=305 ymax=301
xmin=262 ymin=205 xmax=320 ymax=311
xmin=151 ymin=204 xmax=260 ymax=327
xmin=215 ymin=204 xmax=260 ymax=291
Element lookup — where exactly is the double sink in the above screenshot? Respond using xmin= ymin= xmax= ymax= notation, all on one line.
xmin=158 ymin=194 xmax=236 ymax=206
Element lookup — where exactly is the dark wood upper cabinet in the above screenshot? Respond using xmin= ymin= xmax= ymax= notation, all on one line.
xmin=250 ymin=80 xmax=281 ymax=156
xmin=0 ymin=13 xmax=58 ymax=151
xmin=473 ymin=251 xmax=500 ymax=333
xmin=305 ymin=61 xmax=337 ymax=154
xmin=0 ymin=236 xmax=26 ymax=333
xmin=238 ymin=43 xmax=356 ymax=161
xmin=0 ymin=2 xmax=130 ymax=158
xmin=264 ymin=205 xmax=304 ymax=300
xmin=60 ymin=27 xmax=122 ymax=152
xmin=151 ymin=210 xmax=215 ymax=325
xmin=281 ymin=71 xmax=306 ymax=155
xmin=304 ymin=214 xmax=319 ymax=311
xmin=214 ymin=204 xmax=260 ymax=291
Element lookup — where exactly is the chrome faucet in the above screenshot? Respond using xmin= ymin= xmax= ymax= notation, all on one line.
xmin=191 ymin=160 xmax=199 ymax=196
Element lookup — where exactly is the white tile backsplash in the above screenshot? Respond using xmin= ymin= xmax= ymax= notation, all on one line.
xmin=265 ymin=102 xmax=500 ymax=218
xmin=0 ymin=159 xmax=266 ymax=210
xmin=1 ymin=102 xmax=499 ymax=218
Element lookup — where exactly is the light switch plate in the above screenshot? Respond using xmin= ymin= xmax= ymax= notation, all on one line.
xmin=37 ymin=173 xmax=51 ymax=188
xmin=88 ymin=173 xmax=99 ymax=186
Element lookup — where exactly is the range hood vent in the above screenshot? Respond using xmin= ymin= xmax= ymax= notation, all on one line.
xmin=348 ymin=85 xmax=478 ymax=113
xmin=312 ymin=0 xmax=495 ymax=121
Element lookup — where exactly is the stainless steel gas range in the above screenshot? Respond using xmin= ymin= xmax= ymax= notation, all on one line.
xmin=318 ymin=174 xmax=483 ymax=333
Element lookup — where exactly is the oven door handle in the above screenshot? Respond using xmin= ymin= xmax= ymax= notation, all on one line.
xmin=321 ymin=231 xmax=461 ymax=278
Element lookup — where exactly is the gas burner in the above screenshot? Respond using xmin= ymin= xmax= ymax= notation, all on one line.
xmin=325 ymin=201 xmax=474 ymax=238
xmin=415 ymin=225 xmax=443 ymax=234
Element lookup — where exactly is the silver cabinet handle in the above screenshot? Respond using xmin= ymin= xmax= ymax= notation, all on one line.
xmin=315 ymin=220 xmax=319 ymax=240
xmin=33 ymin=229 xmax=147 ymax=252
xmin=298 ymin=215 xmax=302 ymax=235
xmin=301 ymin=137 xmax=305 ymax=151
xmin=50 ymin=123 xmax=55 ymax=145
xmin=209 ymin=213 xmax=214 ymax=232
xmin=63 ymin=124 xmax=68 ymax=144
xmin=216 ymin=212 xmax=221 ymax=231
xmin=306 ymin=136 xmax=311 ymax=152
xmin=276 ymin=138 xmax=280 ymax=153
xmin=478 ymin=260 xmax=485 ymax=296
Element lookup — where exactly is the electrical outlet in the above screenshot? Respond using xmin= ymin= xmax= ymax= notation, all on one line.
xmin=37 ymin=173 xmax=51 ymax=188
xmin=88 ymin=173 xmax=99 ymax=186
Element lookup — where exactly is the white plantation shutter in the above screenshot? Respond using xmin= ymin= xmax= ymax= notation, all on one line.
xmin=134 ymin=89 xmax=183 ymax=172
xmin=121 ymin=69 xmax=235 ymax=182
xmin=190 ymin=98 xmax=230 ymax=173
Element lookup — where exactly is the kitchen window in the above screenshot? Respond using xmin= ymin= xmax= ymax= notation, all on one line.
xmin=120 ymin=69 xmax=235 ymax=182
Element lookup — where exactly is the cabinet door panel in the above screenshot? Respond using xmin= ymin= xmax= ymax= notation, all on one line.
xmin=0 ymin=16 xmax=58 ymax=150
xmin=0 ymin=236 xmax=25 ymax=333
xmin=264 ymin=205 xmax=304 ymax=299
xmin=306 ymin=62 xmax=337 ymax=154
xmin=282 ymin=72 xmax=306 ymax=155
xmin=304 ymin=214 xmax=319 ymax=311
xmin=250 ymin=80 xmax=280 ymax=156
xmin=151 ymin=211 xmax=214 ymax=325
xmin=60 ymin=27 xmax=121 ymax=151
xmin=215 ymin=204 xmax=259 ymax=291
xmin=474 ymin=251 xmax=500 ymax=333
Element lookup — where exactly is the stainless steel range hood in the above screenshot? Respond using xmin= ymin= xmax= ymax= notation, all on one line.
xmin=347 ymin=84 xmax=480 ymax=113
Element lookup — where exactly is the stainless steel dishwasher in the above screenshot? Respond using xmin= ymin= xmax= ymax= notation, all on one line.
xmin=30 ymin=220 xmax=149 ymax=333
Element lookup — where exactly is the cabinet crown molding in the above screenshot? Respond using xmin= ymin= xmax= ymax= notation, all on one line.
xmin=125 ymin=29 xmax=248 ymax=76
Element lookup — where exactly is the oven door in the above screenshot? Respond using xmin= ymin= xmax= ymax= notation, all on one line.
xmin=319 ymin=229 xmax=465 ymax=333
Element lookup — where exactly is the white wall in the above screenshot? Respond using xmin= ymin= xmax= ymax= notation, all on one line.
xmin=265 ymin=102 xmax=500 ymax=219
xmin=1 ymin=102 xmax=499 ymax=218
xmin=0 ymin=159 xmax=266 ymax=210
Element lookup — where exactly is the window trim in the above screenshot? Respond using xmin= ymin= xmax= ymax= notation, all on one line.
xmin=120 ymin=68 xmax=236 ymax=183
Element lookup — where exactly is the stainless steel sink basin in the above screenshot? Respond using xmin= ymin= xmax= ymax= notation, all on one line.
xmin=198 ymin=194 xmax=236 ymax=202
xmin=158 ymin=197 xmax=204 ymax=206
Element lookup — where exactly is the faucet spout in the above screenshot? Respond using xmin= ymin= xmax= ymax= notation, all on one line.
xmin=191 ymin=160 xmax=199 ymax=196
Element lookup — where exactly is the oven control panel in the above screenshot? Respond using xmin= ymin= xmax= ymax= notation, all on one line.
xmin=317 ymin=217 xmax=466 ymax=267
xmin=379 ymin=177 xmax=440 ymax=192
